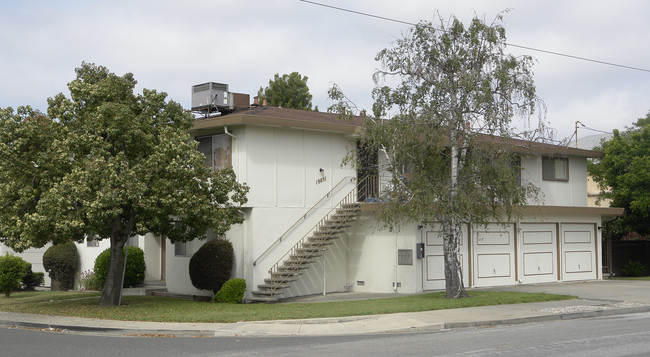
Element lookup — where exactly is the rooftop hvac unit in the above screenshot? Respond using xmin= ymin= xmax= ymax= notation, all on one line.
xmin=191 ymin=82 xmax=233 ymax=114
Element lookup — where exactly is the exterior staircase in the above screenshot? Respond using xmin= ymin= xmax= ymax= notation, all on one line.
xmin=248 ymin=202 xmax=361 ymax=302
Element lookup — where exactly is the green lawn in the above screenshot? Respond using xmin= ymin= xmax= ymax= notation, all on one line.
xmin=0 ymin=290 xmax=574 ymax=323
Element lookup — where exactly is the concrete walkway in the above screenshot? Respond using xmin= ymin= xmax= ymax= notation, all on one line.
xmin=2 ymin=280 xmax=650 ymax=338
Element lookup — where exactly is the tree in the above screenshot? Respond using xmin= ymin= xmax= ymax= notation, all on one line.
xmin=0 ymin=63 xmax=249 ymax=305
xmin=258 ymin=72 xmax=313 ymax=110
xmin=331 ymin=14 xmax=542 ymax=298
xmin=589 ymin=113 xmax=650 ymax=236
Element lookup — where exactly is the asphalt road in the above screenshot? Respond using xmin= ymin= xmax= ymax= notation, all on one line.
xmin=4 ymin=311 xmax=650 ymax=356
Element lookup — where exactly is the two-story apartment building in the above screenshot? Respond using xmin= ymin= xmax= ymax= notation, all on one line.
xmin=2 ymin=93 xmax=624 ymax=301
xmin=172 ymin=101 xmax=622 ymax=301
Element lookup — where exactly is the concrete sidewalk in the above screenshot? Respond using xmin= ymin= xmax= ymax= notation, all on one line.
xmin=2 ymin=280 xmax=650 ymax=338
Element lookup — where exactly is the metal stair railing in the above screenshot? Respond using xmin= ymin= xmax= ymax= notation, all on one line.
xmin=253 ymin=176 xmax=357 ymax=267
xmin=262 ymin=175 xmax=375 ymax=299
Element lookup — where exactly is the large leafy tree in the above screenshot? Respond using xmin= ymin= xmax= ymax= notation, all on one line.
xmin=0 ymin=63 xmax=248 ymax=305
xmin=332 ymin=15 xmax=543 ymax=298
xmin=258 ymin=72 xmax=313 ymax=110
xmin=589 ymin=114 xmax=650 ymax=236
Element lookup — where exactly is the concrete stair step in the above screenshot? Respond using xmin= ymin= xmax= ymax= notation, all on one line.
xmin=256 ymin=283 xmax=290 ymax=290
xmin=247 ymin=296 xmax=279 ymax=303
xmin=251 ymin=289 xmax=284 ymax=296
xmin=264 ymin=277 xmax=297 ymax=284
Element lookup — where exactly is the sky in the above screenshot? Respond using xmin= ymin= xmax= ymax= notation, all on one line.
xmin=1 ymin=0 xmax=649 ymax=142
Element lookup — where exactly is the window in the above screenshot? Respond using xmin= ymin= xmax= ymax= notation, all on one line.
xmin=197 ymin=134 xmax=232 ymax=170
xmin=511 ymin=155 xmax=522 ymax=185
xmin=542 ymin=157 xmax=569 ymax=181
xmin=86 ymin=237 xmax=99 ymax=247
xmin=174 ymin=242 xmax=187 ymax=256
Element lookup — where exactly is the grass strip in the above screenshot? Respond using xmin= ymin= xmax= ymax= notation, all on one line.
xmin=0 ymin=290 xmax=574 ymax=323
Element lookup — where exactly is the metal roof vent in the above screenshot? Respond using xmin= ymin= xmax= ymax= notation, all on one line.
xmin=191 ymin=82 xmax=233 ymax=117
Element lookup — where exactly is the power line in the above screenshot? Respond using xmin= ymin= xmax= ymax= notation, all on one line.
xmin=300 ymin=0 xmax=414 ymax=26
xmin=299 ymin=0 xmax=650 ymax=74
xmin=576 ymin=121 xmax=612 ymax=135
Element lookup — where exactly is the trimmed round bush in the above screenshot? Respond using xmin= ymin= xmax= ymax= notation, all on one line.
xmin=213 ymin=278 xmax=246 ymax=303
xmin=21 ymin=263 xmax=44 ymax=290
xmin=94 ymin=246 xmax=146 ymax=288
xmin=43 ymin=242 xmax=78 ymax=291
xmin=0 ymin=254 xmax=28 ymax=297
xmin=189 ymin=239 xmax=234 ymax=294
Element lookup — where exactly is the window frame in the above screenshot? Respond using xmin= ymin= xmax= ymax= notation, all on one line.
xmin=196 ymin=134 xmax=232 ymax=171
xmin=542 ymin=156 xmax=569 ymax=182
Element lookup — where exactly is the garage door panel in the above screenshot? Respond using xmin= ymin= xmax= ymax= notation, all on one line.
xmin=426 ymin=255 xmax=445 ymax=281
xmin=523 ymin=252 xmax=554 ymax=276
xmin=563 ymin=230 xmax=592 ymax=244
xmin=518 ymin=223 xmax=557 ymax=284
xmin=561 ymin=223 xmax=597 ymax=281
xmin=477 ymin=254 xmax=511 ymax=278
xmin=523 ymin=230 xmax=553 ymax=245
xmin=564 ymin=251 xmax=593 ymax=273
xmin=422 ymin=224 xmax=469 ymax=290
xmin=476 ymin=231 xmax=510 ymax=245
xmin=425 ymin=230 xmax=444 ymax=246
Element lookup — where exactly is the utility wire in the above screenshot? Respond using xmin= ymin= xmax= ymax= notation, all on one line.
xmin=577 ymin=121 xmax=612 ymax=134
xmin=299 ymin=0 xmax=650 ymax=74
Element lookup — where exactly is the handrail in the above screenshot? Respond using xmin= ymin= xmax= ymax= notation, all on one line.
xmin=252 ymin=176 xmax=357 ymax=266
xmin=264 ymin=175 xmax=375 ymax=299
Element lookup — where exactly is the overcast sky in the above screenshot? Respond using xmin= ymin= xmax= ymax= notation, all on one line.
xmin=1 ymin=0 xmax=649 ymax=141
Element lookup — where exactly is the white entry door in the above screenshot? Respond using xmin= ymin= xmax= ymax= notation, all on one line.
xmin=519 ymin=223 xmax=558 ymax=284
xmin=422 ymin=224 xmax=469 ymax=291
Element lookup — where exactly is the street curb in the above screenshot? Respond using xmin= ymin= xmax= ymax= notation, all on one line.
xmin=0 ymin=320 xmax=215 ymax=338
xmin=443 ymin=305 xmax=650 ymax=330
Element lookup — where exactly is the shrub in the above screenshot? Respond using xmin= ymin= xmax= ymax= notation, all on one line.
xmin=0 ymin=254 xmax=28 ymax=297
xmin=79 ymin=269 xmax=102 ymax=291
xmin=21 ymin=263 xmax=44 ymax=290
xmin=622 ymin=260 xmax=646 ymax=277
xmin=189 ymin=239 xmax=234 ymax=294
xmin=213 ymin=278 xmax=246 ymax=303
xmin=94 ymin=246 xmax=146 ymax=288
xmin=43 ymin=242 xmax=78 ymax=291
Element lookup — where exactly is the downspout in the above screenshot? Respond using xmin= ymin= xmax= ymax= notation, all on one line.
xmin=394 ymin=231 xmax=398 ymax=292
xmin=604 ymin=216 xmax=620 ymax=277
xmin=224 ymin=125 xmax=237 ymax=139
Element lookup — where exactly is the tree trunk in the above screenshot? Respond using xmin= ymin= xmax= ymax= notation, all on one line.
xmin=442 ymin=217 xmax=468 ymax=298
xmin=100 ymin=234 xmax=127 ymax=306
xmin=444 ymin=131 xmax=468 ymax=299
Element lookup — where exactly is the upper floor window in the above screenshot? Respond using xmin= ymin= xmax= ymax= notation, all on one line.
xmin=511 ymin=155 xmax=522 ymax=185
xmin=542 ymin=156 xmax=569 ymax=181
xmin=197 ymin=134 xmax=232 ymax=170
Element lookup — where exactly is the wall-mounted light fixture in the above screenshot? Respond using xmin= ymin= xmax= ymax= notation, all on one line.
xmin=316 ymin=168 xmax=327 ymax=185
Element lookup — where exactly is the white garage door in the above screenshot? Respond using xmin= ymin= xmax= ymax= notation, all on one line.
xmin=561 ymin=223 xmax=597 ymax=281
xmin=473 ymin=224 xmax=516 ymax=287
xmin=422 ymin=224 xmax=469 ymax=291
xmin=519 ymin=223 xmax=558 ymax=284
